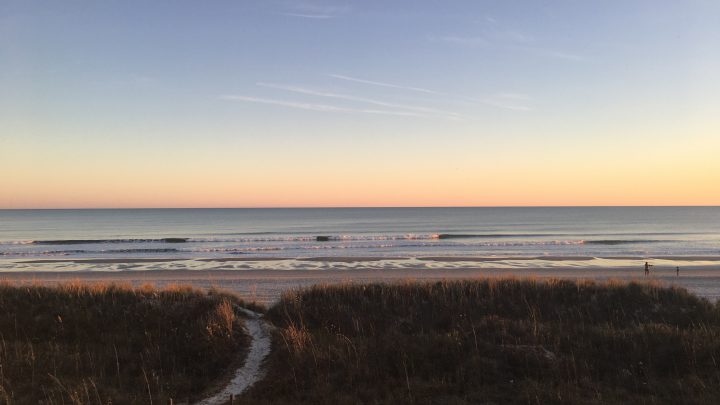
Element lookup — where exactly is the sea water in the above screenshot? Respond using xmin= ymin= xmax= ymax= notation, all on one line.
xmin=1 ymin=207 xmax=718 ymax=265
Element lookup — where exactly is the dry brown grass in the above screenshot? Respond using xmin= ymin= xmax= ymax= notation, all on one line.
xmin=0 ymin=282 xmax=260 ymax=404
xmin=243 ymin=278 xmax=720 ymax=404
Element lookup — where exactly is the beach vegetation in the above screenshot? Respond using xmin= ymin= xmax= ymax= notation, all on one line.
xmin=0 ymin=282 xmax=259 ymax=404
xmin=243 ymin=278 xmax=720 ymax=404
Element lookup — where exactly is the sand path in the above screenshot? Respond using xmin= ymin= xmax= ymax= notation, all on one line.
xmin=195 ymin=306 xmax=273 ymax=405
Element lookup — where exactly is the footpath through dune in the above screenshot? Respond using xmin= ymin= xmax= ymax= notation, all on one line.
xmin=195 ymin=306 xmax=273 ymax=405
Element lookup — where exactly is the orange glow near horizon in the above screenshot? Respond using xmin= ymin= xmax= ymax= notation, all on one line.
xmin=3 ymin=142 xmax=719 ymax=209
xmin=3 ymin=121 xmax=719 ymax=208
xmin=3 ymin=70 xmax=720 ymax=210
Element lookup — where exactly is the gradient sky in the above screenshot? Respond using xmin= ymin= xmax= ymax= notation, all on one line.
xmin=2 ymin=0 xmax=719 ymax=208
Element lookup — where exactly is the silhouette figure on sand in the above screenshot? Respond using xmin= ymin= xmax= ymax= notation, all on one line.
xmin=644 ymin=262 xmax=653 ymax=276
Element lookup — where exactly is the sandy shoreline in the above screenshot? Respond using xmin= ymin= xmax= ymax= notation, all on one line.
xmin=13 ymin=255 xmax=720 ymax=265
xmin=2 ymin=263 xmax=720 ymax=304
xmin=4 ymin=255 xmax=720 ymax=305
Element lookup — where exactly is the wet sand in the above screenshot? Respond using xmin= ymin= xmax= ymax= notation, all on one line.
xmin=417 ymin=256 xmax=597 ymax=262
xmin=23 ymin=258 xmax=183 ymax=264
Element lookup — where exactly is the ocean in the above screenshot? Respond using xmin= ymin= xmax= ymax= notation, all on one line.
xmin=1 ymin=207 xmax=718 ymax=266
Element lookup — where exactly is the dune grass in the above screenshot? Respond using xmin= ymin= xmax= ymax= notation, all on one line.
xmin=0 ymin=282 xmax=258 ymax=404
xmin=5 ymin=278 xmax=720 ymax=404
xmin=243 ymin=278 xmax=720 ymax=404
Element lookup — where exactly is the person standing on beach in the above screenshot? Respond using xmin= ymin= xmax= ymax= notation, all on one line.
xmin=677 ymin=266 xmax=680 ymax=276
xmin=645 ymin=262 xmax=651 ymax=276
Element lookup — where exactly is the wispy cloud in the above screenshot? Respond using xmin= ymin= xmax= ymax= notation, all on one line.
xmin=433 ymin=33 xmax=585 ymax=62
xmin=281 ymin=12 xmax=334 ymax=19
xmin=329 ymin=74 xmax=443 ymax=95
xmin=431 ymin=17 xmax=585 ymax=63
xmin=330 ymin=74 xmax=533 ymax=112
xmin=519 ymin=47 xmax=587 ymax=61
xmin=279 ymin=1 xmax=349 ymax=19
xmin=476 ymin=95 xmax=534 ymax=112
xmin=257 ymin=82 xmax=462 ymax=119
xmin=430 ymin=25 xmax=532 ymax=48
xmin=221 ymin=95 xmax=423 ymax=117
xmin=429 ymin=35 xmax=490 ymax=47
xmin=494 ymin=30 xmax=534 ymax=44
xmin=225 ymin=72 xmax=532 ymax=117
xmin=497 ymin=92 xmax=532 ymax=101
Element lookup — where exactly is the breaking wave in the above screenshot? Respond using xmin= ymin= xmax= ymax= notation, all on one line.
xmin=583 ymin=240 xmax=672 ymax=245
xmin=31 ymin=238 xmax=189 ymax=245
xmin=0 ymin=234 xmax=685 ymax=246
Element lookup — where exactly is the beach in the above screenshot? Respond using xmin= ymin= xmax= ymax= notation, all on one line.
xmin=2 ymin=212 xmax=719 ymax=402
xmin=3 ymin=257 xmax=719 ymax=304
xmin=2 ymin=207 xmax=719 ymax=303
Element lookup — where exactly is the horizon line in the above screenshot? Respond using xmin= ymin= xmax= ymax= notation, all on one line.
xmin=1 ymin=205 xmax=719 ymax=210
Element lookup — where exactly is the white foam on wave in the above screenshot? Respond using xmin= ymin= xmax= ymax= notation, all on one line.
xmin=0 ymin=240 xmax=34 ymax=245
xmin=188 ymin=234 xmax=437 ymax=243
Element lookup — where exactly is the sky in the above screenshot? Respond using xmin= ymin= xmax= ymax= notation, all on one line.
xmin=1 ymin=0 xmax=719 ymax=208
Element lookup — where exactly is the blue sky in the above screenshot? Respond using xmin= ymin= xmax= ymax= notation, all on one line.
xmin=2 ymin=1 xmax=719 ymax=207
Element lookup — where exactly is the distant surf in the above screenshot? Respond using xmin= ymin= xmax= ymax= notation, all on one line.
xmin=1 ymin=207 xmax=719 ymax=264
xmin=583 ymin=239 xmax=672 ymax=245
xmin=31 ymin=238 xmax=189 ymax=245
